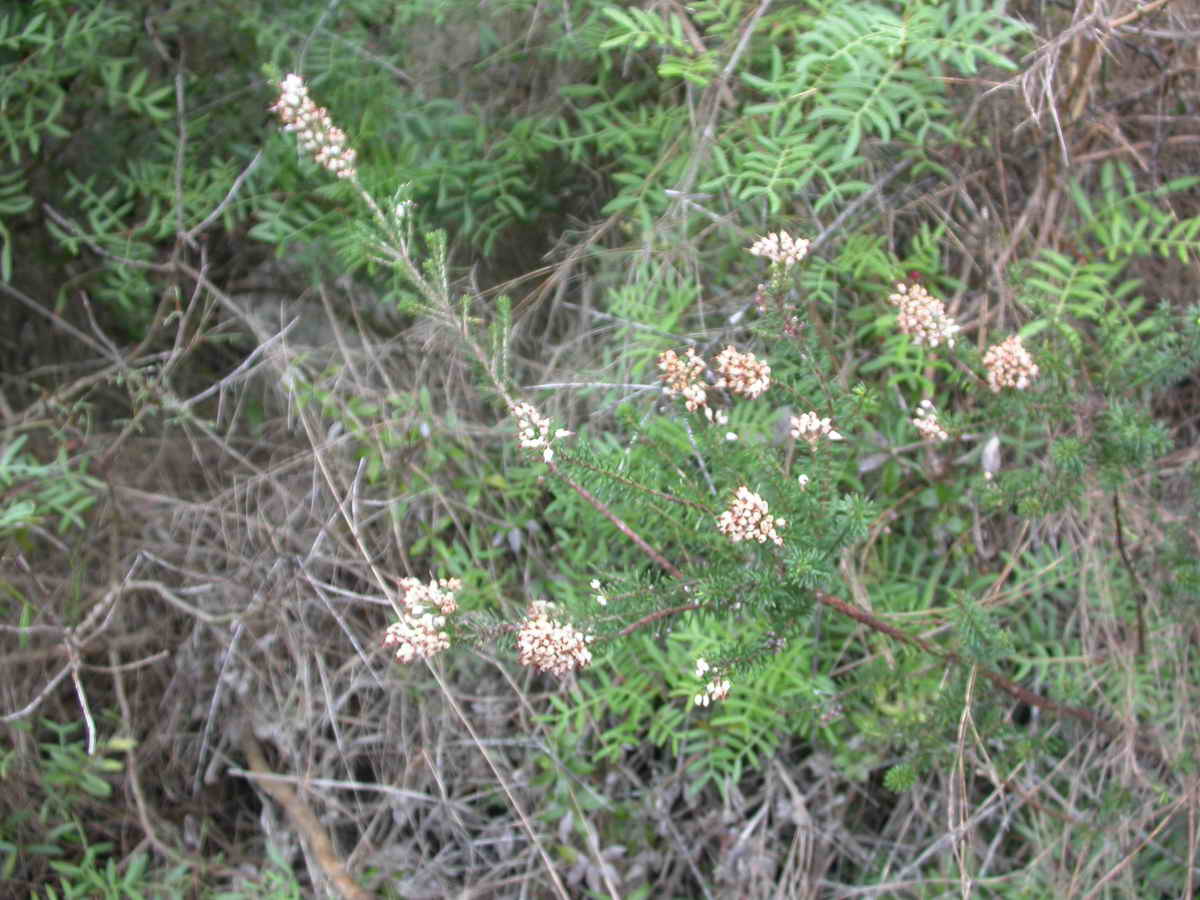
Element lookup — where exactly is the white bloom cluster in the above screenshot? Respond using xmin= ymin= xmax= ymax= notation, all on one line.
xmin=271 ymin=74 xmax=357 ymax=179
xmin=510 ymin=401 xmax=572 ymax=463
xmin=657 ymin=347 xmax=708 ymax=412
xmin=789 ymin=411 xmax=844 ymax=448
xmin=887 ymin=282 xmax=960 ymax=349
xmin=693 ymin=660 xmax=731 ymax=706
xmin=748 ymin=231 xmax=810 ymax=267
xmin=383 ymin=576 xmax=463 ymax=664
xmin=912 ymin=400 xmax=949 ymax=442
xmin=713 ymin=345 xmax=771 ymax=400
xmin=983 ymin=335 xmax=1040 ymax=392
xmin=383 ymin=608 xmax=449 ymax=663
xmin=396 ymin=576 xmax=461 ymax=614
xmin=517 ymin=601 xmax=593 ymax=677
xmin=716 ymin=486 xmax=786 ymax=546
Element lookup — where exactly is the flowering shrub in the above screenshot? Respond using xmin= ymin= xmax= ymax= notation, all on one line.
xmin=259 ymin=53 xmax=1200 ymax=895
xmin=4 ymin=2 xmax=1197 ymax=895
xmin=382 ymin=577 xmax=462 ymax=663
xmin=911 ymin=400 xmax=949 ymax=443
xmin=712 ymin=346 xmax=772 ymax=400
xmin=788 ymin=411 xmax=844 ymax=449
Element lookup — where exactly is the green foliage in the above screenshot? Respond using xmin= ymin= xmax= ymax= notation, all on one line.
xmin=1 ymin=719 xmax=127 ymax=891
xmin=209 ymin=845 xmax=306 ymax=899
xmin=724 ymin=0 xmax=1023 ymax=212
xmin=883 ymin=761 xmax=917 ymax=792
xmin=0 ymin=437 xmax=99 ymax=537
xmin=952 ymin=595 xmax=1011 ymax=666
xmin=544 ymin=624 xmax=835 ymax=798
xmin=0 ymin=0 xmax=135 ymax=281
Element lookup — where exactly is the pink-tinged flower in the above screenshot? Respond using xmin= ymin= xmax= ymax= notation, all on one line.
xmin=695 ymin=677 xmax=731 ymax=707
xmin=713 ymin=346 xmax=771 ymax=400
xmin=983 ymin=335 xmax=1039 ymax=392
xmin=717 ymin=486 xmax=785 ymax=546
xmin=383 ymin=576 xmax=463 ymax=663
xmin=384 ymin=607 xmax=449 ymax=663
xmin=888 ymin=282 xmax=960 ymax=349
xmin=517 ymin=601 xmax=593 ymax=677
xmin=658 ymin=348 xmax=708 ymax=412
xmin=271 ymin=74 xmax=358 ymax=179
xmin=912 ymin=400 xmax=949 ymax=442
xmin=789 ymin=411 xmax=843 ymax=448
xmin=510 ymin=401 xmax=572 ymax=462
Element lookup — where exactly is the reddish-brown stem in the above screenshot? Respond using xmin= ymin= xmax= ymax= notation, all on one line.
xmin=617 ymin=602 xmax=702 ymax=637
xmin=814 ymin=590 xmax=1164 ymax=767
xmin=552 ymin=449 xmax=1167 ymax=765
xmin=549 ymin=451 xmax=1166 ymax=768
xmin=547 ymin=460 xmax=685 ymax=580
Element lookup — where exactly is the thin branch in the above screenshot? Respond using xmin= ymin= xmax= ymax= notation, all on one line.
xmin=239 ymin=731 xmax=373 ymax=900
xmin=812 ymin=590 xmax=1166 ymax=768
xmin=1112 ymin=491 xmax=1147 ymax=656
xmin=547 ymin=459 xmax=685 ymax=580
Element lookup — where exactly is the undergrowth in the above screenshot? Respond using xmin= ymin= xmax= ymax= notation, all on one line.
xmin=2 ymin=0 xmax=1199 ymax=897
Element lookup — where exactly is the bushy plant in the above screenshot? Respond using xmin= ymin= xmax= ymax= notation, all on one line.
xmin=5 ymin=0 xmax=1199 ymax=895
xmin=253 ymin=3 xmax=1199 ymax=891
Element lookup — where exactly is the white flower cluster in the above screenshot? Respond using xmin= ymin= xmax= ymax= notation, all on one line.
xmin=887 ymin=282 xmax=960 ymax=349
xmin=396 ymin=576 xmax=461 ymax=614
xmin=657 ymin=347 xmax=708 ymax=412
xmin=789 ymin=411 xmax=844 ymax=448
xmin=716 ymin=486 xmax=786 ymax=546
xmin=748 ymin=231 xmax=810 ymax=267
xmin=271 ymin=74 xmax=357 ymax=179
xmin=912 ymin=400 xmax=949 ymax=442
xmin=510 ymin=401 xmax=573 ymax=463
xmin=693 ymin=658 xmax=731 ymax=707
xmin=713 ymin=346 xmax=772 ymax=400
xmin=983 ymin=335 xmax=1040 ymax=392
xmin=517 ymin=601 xmax=593 ymax=677
xmin=383 ymin=576 xmax=463 ymax=664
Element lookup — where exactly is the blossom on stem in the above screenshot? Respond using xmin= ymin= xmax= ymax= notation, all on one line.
xmin=657 ymin=347 xmax=707 ymax=412
xmin=717 ymin=486 xmax=786 ymax=546
xmin=713 ymin=346 xmax=771 ymax=400
xmin=383 ymin=576 xmax=464 ymax=664
xmin=517 ymin=601 xmax=593 ymax=677
xmin=589 ymin=578 xmax=608 ymax=607
xmin=396 ymin=576 xmax=462 ymax=614
xmin=789 ymin=411 xmax=843 ymax=448
xmin=270 ymin=74 xmax=358 ymax=179
xmin=383 ymin=606 xmax=450 ymax=663
xmin=983 ymin=335 xmax=1039 ymax=392
xmin=692 ymin=659 xmax=731 ymax=706
xmin=510 ymin=400 xmax=572 ymax=463
xmin=887 ymin=282 xmax=960 ymax=349
xmin=748 ymin=231 xmax=810 ymax=267
xmin=912 ymin=400 xmax=949 ymax=442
